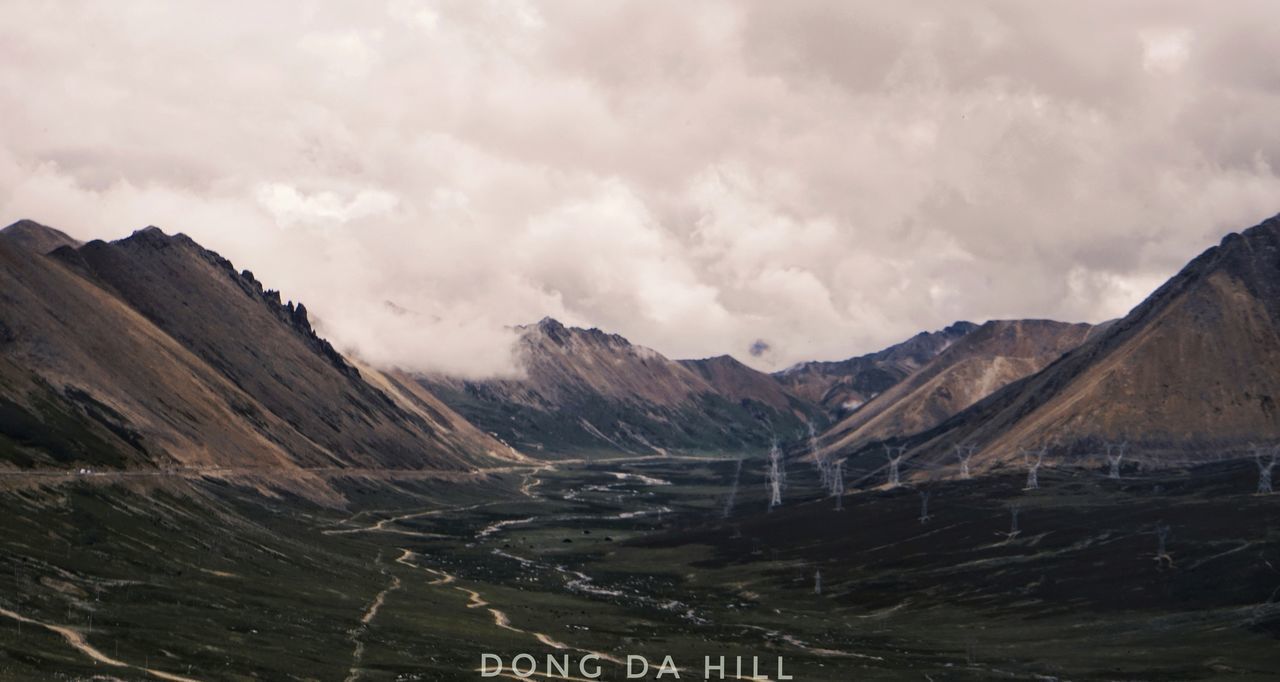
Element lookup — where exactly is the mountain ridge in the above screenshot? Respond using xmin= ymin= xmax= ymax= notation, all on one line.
xmin=0 ymin=222 xmax=512 ymax=482
xmin=0 ymin=219 xmax=82 ymax=253
xmin=819 ymin=318 xmax=1099 ymax=454
xmin=888 ymin=213 xmax=1280 ymax=475
xmin=774 ymin=321 xmax=979 ymax=416
xmin=418 ymin=317 xmax=826 ymax=457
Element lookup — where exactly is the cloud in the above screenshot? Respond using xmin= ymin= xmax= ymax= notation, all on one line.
xmin=256 ymin=183 xmax=399 ymax=226
xmin=1141 ymin=28 xmax=1192 ymax=74
xmin=3 ymin=1 xmax=1280 ymax=376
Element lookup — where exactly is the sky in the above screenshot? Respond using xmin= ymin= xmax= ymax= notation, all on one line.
xmin=3 ymin=1 xmax=1280 ymax=377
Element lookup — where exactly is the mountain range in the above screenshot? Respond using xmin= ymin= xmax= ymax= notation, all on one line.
xmin=774 ymin=321 xmax=978 ymax=415
xmin=819 ymin=319 xmax=1100 ymax=454
xmin=890 ymin=213 xmax=1280 ymax=475
xmin=416 ymin=318 xmax=825 ymax=457
xmin=0 ymin=221 xmax=509 ymax=480
xmin=4 ymin=213 xmax=1279 ymax=482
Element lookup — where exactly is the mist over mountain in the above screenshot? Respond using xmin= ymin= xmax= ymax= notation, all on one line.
xmin=0 ymin=221 xmax=509 ymax=482
xmin=417 ymin=318 xmax=826 ymax=457
xmin=10 ymin=212 xmax=1280 ymax=479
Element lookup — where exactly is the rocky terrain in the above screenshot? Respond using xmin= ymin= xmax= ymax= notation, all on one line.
xmin=0 ymin=218 xmax=81 ymax=253
xmin=678 ymin=353 xmax=814 ymax=414
xmin=883 ymin=214 xmax=1280 ymax=475
xmin=775 ymin=321 xmax=978 ymax=417
xmin=0 ymin=221 xmax=510 ymax=484
xmin=418 ymin=318 xmax=825 ymax=457
xmin=0 ymin=215 xmax=1278 ymax=681
xmin=10 ymin=212 xmax=1280 ymax=482
xmin=820 ymin=319 xmax=1098 ymax=454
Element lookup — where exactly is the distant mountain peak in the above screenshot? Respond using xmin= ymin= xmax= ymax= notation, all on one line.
xmin=904 ymin=211 xmax=1280 ymax=470
xmin=532 ymin=316 xmax=571 ymax=344
xmin=682 ymin=353 xmax=749 ymax=369
xmin=422 ymin=317 xmax=824 ymax=456
xmin=520 ymin=317 xmax=637 ymax=351
xmin=0 ymin=219 xmax=82 ymax=254
xmin=942 ymin=320 xmax=980 ymax=336
xmin=774 ymin=321 xmax=980 ymax=416
xmin=123 ymin=225 xmax=200 ymax=249
xmin=819 ymin=317 xmax=1095 ymax=453
xmin=4 ymin=218 xmax=50 ymax=231
xmin=125 ymin=225 xmax=170 ymax=243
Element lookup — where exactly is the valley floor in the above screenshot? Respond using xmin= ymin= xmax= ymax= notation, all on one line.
xmin=0 ymin=455 xmax=1277 ymax=680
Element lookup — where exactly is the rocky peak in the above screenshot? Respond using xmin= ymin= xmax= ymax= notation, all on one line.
xmin=0 ymin=219 xmax=82 ymax=253
xmin=536 ymin=316 xmax=565 ymax=331
xmin=3 ymin=218 xmax=51 ymax=233
xmin=286 ymin=301 xmax=311 ymax=330
xmin=126 ymin=225 xmax=174 ymax=246
xmin=524 ymin=317 xmax=633 ymax=350
xmin=689 ymin=354 xmax=746 ymax=369
xmin=941 ymin=320 xmax=980 ymax=337
xmin=533 ymin=316 xmax=571 ymax=345
xmin=89 ymin=225 xmax=360 ymax=380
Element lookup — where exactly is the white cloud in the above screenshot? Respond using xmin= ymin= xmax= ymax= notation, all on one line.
xmin=388 ymin=0 xmax=440 ymax=33
xmin=1141 ymin=28 xmax=1192 ymax=74
xmin=298 ymin=29 xmax=384 ymax=79
xmin=2 ymin=1 xmax=1280 ymax=376
xmin=256 ymin=183 xmax=399 ymax=226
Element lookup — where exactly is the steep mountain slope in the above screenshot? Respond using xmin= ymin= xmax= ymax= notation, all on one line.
xmin=0 ymin=219 xmax=81 ymax=253
xmin=0 ymin=221 xmax=508 ymax=473
xmin=774 ymin=321 xmax=978 ymax=416
xmin=820 ymin=319 xmax=1097 ymax=453
xmin=419 ymin=318 xmax=822 ymax=457
xmin=679 ymin=354 xmax=812 ymax=413
xmin=900 ymin=214 xmax=1280 ymax=474
xmin=0 ymin=233 xmax=298 ymax=469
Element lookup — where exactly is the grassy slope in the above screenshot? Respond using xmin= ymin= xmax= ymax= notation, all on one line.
xmin=0 ymin=456 xmax=1276 ymax=681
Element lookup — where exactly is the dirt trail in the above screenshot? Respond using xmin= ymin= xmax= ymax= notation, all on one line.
xmin=329 ymin=456 xmax=674 ymax=537
xmin=337 ymin=457 xmax=688 ymax=677
xmin=395 ymin=549 xmax=455 ymax=584
xmin=737 ymin=624 xmax=884 ymax=662
xmin=325 ymin=502 xmax=496 ymax=536
xmin=396 ymin=549 xmax=622 ymax=665
xmin=519 ymin=466 xmax=552 ymax=496
xmin=360 ymin=576 xmax=401 ymax=626
xmin=451 ymin=584 xmax=615 ymax=658
xmin=0 ymin=606 xmax=200 ymax=681
xmin=477 ymin=517 xmax=535 ymax=538
xmin=344 ymin=569 xmax=402 ymax=682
